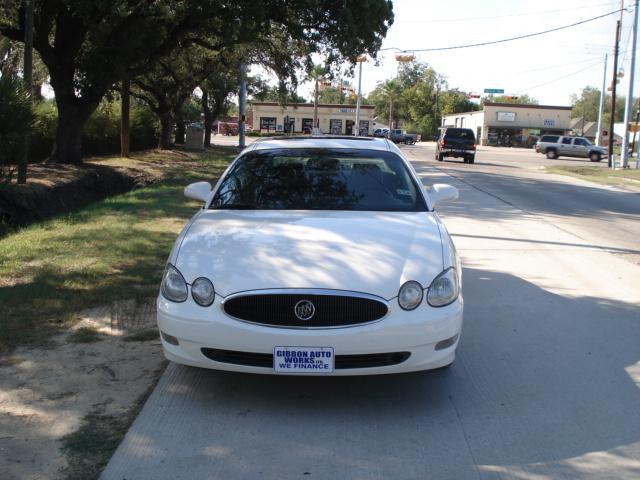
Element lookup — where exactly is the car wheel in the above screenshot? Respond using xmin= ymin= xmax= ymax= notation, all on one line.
xmin=589 ymin=151 xmax=602 ymax=162
xmin=546 ymin=149 xmax=558 ymax=159
xmin=468 ymin=155 xmax=475 ymax=164
xmin=404 ymin=139 xmax=411 ymax=145
xmin=438 ymin=153 xmax=444 ymax=161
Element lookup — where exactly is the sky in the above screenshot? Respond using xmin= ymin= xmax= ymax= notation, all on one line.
xmin=293 ymin=0 xmax=640 ymax=107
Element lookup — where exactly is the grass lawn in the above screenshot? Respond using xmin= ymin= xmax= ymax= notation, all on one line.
xmin=546 ymin=165 xmax=640 ymax=188
xmin=0 ymin=147 xmax=234 ymax=354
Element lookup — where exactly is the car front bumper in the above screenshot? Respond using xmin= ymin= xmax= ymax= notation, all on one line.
xmin=157 ymin=294 xmax=463 ymax=376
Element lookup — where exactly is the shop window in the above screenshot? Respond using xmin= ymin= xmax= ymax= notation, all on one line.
xmin=302 ymin=118 xmax=313 ymax=133
xmin=330 ymin=119 xmax=343 ymax=134
xmin=260 ymin=117 xmax=277 ymax=131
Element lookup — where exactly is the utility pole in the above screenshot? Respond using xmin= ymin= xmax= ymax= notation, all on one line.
xmin=19 ymin=0 xmax=34 ymax=184
xmin=238 ymin=63 xmax=247 ymax=149
xmin=608 ymin=19 xmax=622 ymax=168
xmin=313 ymin=76 xmax=319 ymax=129
xmin=622 ymin=0 xmax=639 ymax=168
xmin=354 ymin=55 xmax=367 ymax=136
xmin=596 ymin=54 xmax=608 ymax=146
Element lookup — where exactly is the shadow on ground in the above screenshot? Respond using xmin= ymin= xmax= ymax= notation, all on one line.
xmin=103 ymin=266 xmax=640 ymax=480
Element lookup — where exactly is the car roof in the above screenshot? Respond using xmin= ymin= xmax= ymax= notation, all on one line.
xmin=250 ymin=136 xmax=391 ymax=151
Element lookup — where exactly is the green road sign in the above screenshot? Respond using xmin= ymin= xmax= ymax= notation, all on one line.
xmin=484 ymin=88 xmax=504 ymax=94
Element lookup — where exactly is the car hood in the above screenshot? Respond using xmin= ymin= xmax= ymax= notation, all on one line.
xmin=175 ymin=210 xmax=445 ymax=299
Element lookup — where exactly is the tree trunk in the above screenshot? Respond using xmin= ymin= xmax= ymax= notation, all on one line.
xmin=202 ymin=90 xmax=212 ymax=147
xmin=48 ymin=101 xmax=85 ymax=164
xmin=159 ymin=112 xmax=173 ymax=149
xmin=120 ymin=78 xmax=130 ymax=157
xmin=174 ymin=119 xmax=185 ymax=144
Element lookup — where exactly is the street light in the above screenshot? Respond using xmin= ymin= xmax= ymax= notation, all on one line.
xmin=389 ymin=51 xmax=415 ymax=131
xmin=354 ymin=54 xmax=368 ymax=136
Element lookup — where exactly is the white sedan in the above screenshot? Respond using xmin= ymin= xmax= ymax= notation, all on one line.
xmin=158 ymin=136 xmax=462 ymax=375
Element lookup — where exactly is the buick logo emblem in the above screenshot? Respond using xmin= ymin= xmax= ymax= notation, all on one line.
xmin=294 ymin=300 xmax=315 ymax=321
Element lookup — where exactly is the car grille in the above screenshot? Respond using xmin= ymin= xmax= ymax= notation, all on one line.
xmin=222 ymin=291 xmax=388 ymax=328
xmin=201 ymin=348 xmax=411 ymax=370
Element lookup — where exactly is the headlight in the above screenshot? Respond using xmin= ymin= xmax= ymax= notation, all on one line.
xmin=160 ymin=264 xmax=188 ymax=303
xmin=191 ymin=277 xmax=215 ymax=307
xmin=427 ymin=268 xmax=459 ymax=307
xmin=398 ymin=281 xmax=424 ymax=310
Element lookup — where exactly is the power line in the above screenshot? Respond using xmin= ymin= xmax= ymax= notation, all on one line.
xmin=394 ymin=2 xmax=614 ymax=24
xmin=381 ymin=8 xmax=626 ymax=53
xmin=516 ymin=59 xmax=606 ymax=93
xmin=512 ymin=56 xmax=610 ymax=75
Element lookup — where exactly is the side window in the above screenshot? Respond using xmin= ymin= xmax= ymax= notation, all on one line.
xmin=574 ymin=138 xmax=586 ymax=146
xmin=561 ymin=137 xmax=572 ymax=145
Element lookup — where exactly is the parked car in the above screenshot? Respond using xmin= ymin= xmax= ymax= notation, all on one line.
xmin=535 ymin=135 xmax=607 ymax=162
xmin=436 ymin=127 xmax=476 ymax=163
xmin=158 ymin=136 xmax=463 ymax=375
xmin=373 ymin=128 xmax=389 ymax=138
xmin=389 ymin=129 xmax=419 ymax=145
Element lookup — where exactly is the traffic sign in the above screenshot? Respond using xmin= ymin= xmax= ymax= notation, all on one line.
xmin=484 ymin=88 xmax=504 ymax=94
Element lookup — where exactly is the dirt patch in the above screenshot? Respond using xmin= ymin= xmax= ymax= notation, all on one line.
xmin=0 ymin=298 xmax=166 ymax=480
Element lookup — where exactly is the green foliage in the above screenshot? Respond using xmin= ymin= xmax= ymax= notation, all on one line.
xmin=251 ymin=84 xmax=308 ymax=104
xmin=489 ymin=94 xmax=538 ymax=105
xmin=569 ymin=85 xmax=630 ymax=125
xmin=1 ymin=1 xmax=394 ymax=162
xmin=27 ymin=99 xmax=158 ymax=161
xmin=368 ymin=61 xmax=479 ymax=139
xmin=0 ymin=74 xmax=34 ymax=180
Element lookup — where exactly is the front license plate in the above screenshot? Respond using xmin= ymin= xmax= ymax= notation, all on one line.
xmin=273 ymin=346 xmax=334 ymax=374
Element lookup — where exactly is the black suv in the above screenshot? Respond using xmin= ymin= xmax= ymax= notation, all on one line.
xmin=436 ymin=128 xmax=476 ymax=164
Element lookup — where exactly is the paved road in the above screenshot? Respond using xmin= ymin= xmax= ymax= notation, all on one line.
xmin=102 ymin=144 xmax=640 ymax=480
xmin=406 ymin=143 xmax=640 ymax=266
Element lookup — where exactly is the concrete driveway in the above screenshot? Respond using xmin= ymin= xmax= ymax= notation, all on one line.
xmin=102 ymin=145 xmax=640 ymax=480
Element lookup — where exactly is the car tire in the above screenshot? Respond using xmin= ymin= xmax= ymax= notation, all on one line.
xmin=404 ymin=138 xmax=411 ymax=145
xmin=546 ymin=149 xmax=558 ymax=159
xmin=438 ymin=153 xmax=444 ymax=161
xmin=468 ymin=155 xmax=475 ymax=164
xmin=589 ymin=151 xmax=602 ymax=162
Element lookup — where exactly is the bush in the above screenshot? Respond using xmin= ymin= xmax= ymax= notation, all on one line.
xmin=27 ymin=99 xmax=159 ymax=161
xmin=0 ymin=75 xmax=34 ymax=181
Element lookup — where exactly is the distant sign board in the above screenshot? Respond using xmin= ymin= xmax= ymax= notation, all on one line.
xmin=484 ymin=88 xmax=505 ymax=94
xmin=497 ymin=111 xmax=516 ymax=122
xmin=543 ymin=119 xmax=556 ymax=127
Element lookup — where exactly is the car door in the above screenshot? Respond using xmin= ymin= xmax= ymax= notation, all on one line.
xmin=559 ymin=136 xmax=573 ymax=155
xmin=572 ymin=138 xmax=589 ymax=157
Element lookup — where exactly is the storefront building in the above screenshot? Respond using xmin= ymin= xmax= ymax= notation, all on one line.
xmin=251 ymin=102 xmax=375 ymax=136
xmin=442 ymin=102 xmax=573 ymax=147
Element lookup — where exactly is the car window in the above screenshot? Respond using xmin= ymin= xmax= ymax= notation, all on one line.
xmin=210 ymin=148 xmax=428 ymax=212
xmin=561 ymin=137 xmax=572 ymax=145
xmin=574 ymin=138 xmax=588 ymax=146
xmin=444 ymin=128 xmax=475 ymax=141
xmin=540 ymin=135 xmax=559 ymax=142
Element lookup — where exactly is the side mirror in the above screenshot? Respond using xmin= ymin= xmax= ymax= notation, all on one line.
xmin=429 ymin=183 xmax=459 ymax=207
xmin=184 ymin=181 xmax=212 ymax=202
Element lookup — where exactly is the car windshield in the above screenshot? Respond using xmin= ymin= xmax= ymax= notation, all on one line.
xmin=210 ymin=148 xmax=427 ymax=211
